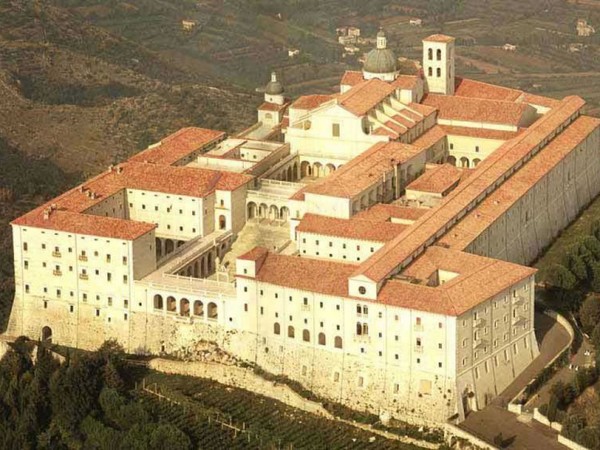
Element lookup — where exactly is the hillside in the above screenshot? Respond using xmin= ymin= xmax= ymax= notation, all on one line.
xmin=60 ymin=0 xmax=600 ymax=113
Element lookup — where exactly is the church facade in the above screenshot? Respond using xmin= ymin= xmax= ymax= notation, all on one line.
xmin=7 ymin=32 xmax=600 ymax=425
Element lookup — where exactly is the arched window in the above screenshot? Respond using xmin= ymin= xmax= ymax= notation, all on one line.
xmin=437 ymin=49 xmax=442 ymax=61
xmin=356 ymin=322 xmax=362 ymax=335
xmin=318 ymin=332 xmax=326 ymax=346
xmin=274 ymin=322 xmax=281 ymax=335
xmin=207 ymin=302 xmax=218 ymax=319
xmin=303 ymin=329 xmax=310 ymax=342
xmin=153 ymin=294 xmax=163 ymax=310
xmin=167 ymin=296 xmax=176 ymax=312
xmin=334 ymin=336 xmax=343 ymax=349
xmin=288 ymin=326 xmax=295 ymax=338
xmin=428 ymin=48 xmax=433 ymax=60
xmin=219 ymin=215 xmax=226 ymax=230
xmin=362 ymin=323 xmax=369 ymax=335
xmin=357 ymin=305 xmax=362 ymax=314
xmin=193 ymin=301 xmax=204 ymax=316
xmin=363 ymin=306 xmax=368 ymax=316
xmin=437 ymin=68 xmax=441 ymax=78
xmin=180 ymin=298 xmax=190 ymax=317
xmin=428 ymin=67 xmax=433 ymax=77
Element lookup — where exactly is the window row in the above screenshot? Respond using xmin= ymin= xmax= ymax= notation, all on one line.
xmin=273 ymin=324 xmax=343 ymax=348
xmin=23 ymin=244 xmax=128 ymax=265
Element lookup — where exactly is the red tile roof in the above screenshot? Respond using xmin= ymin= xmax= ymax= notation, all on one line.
xmin=12 ymin=209 xmax=155 ymax=241
xmin=454 ymin=78 xmax=523 ymax=102
xmin=129 ymin=127 xmax=225 ymax=165
xmin=440 ymin=125 xmax=523 ymax=140
xmin=412 ymin=125 xmax=447 ymax=149
xmin=250 ymin=251 xmax=358 ymax=298
xmin=291 ymin=95 xmax=335 ymax=110
xmin=12 ymin=160 xmax=253 ymax=238
xmin=391 ymin=75 xmax=420 ymax=90
xmin=297 ymin=213 xmax=407 ymax=242
xmin=258 ymin=101 xmax=290 ymax=112
xmin=340 ymin=70 xmax=364 ymax=87
xmin=243 ymin=246 xmax=534 ymax=316
xmin=439 ymin=115 xmax=600 ymax=250
xmin=303 ymin=142 xmax=425 ymax=199
xmin=520 ymin=93 xmax=560 ymax=109
xmin=422 ymin=94 xmax=531 ymax=126
xmin=423 ymin=34 xmax=455 ymax=43
xmin=337 ymin=78 xmax=395 ymax=116
xmin=406 ymin=164 xmax=463 ymax=195
xmin=353 ymin=204 xmax=428 ymax=223
xmin=354 ymin=95 xmax=585 ymax=283
xmin=380 ymin=246 xmax=537 ymax=316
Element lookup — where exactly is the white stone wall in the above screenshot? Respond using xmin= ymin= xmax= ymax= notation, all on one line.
xmin=454 ymin=277 xmax=538 ymax=416
xmin=423 ymin=40 xmax=455 ymax=96
xmin=466 ymin=126 xmax=600 ymax=265
xmin=297 ymin=231 xmax=384 ymax=263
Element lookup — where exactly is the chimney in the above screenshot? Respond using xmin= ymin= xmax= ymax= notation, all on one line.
xmin=117 ymin=167 xmax=123 ymax=174
xmin=43 ymin=208 xmax=50 ymax=220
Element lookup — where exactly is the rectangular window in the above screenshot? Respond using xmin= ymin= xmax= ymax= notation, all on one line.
xmin=332 ymin=123 xmax=340 ymax=137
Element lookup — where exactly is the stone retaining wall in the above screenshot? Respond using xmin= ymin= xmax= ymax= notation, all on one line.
xmin=148 ymin=358 xmax=333 ymax=418
xmin=444 ymin=423 xmax=498 ymax=450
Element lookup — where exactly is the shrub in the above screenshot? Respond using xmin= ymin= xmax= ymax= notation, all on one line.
xmin=579 ymin=295 xmax=600 ymax=334
xmin=546 ymin=264 xmax=577 ymax=290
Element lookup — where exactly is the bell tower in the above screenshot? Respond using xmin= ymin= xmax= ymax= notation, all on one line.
xmin=423 ymin=35 xmax=455 ymax=95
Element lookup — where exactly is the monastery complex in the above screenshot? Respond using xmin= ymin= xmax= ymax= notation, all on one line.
xmin=7 ymin=31 xmax=600 ymax=425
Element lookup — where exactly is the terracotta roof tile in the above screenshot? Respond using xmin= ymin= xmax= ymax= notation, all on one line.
xmin=304 ymin=142 xmax=425 ymax=199
xmin=258 ymin=101 xmax=290 ymax=112
xmin=520 ymin=93 xmax=560 ymax=109
xmin=340 ymin=70 xmax=364 ymax=87
xmin=337 ymin=78 xmax=395 ymax=116
xmin=412 ymin=125 xmax=447 ymax=149
xmin=355 ymin=96 xmax=585 ymax=282
xmin=439 ymin=115 xmax=600 ymax=249
xmin=291 ymin=95 xmax=334 ymax=110
xmin=11 ymin=209 xmax=155 ymax=241
xmin=454 ymin=78 xmax=523 ymax=102
xmin=129 ymin=127 xmax=225 ymax=165
xmin=390 ymin=75 xmax=420 ymax=90
xmin=406 ymin=164 xmax=463 ymax=195
xmin=251 ymin=252 xmax=357 ymax=298
xmin=297 ymin=213 xmax=407 ymax=242
xmin=423 ymin=34 xmax=455 ymax=43
xmin=440 ymin=125 xmax=523 ymax=140
xmin=422 ymin=94 xmax=530 ymax=126
xmin=353 ymin=204 xmax=428 ymax=223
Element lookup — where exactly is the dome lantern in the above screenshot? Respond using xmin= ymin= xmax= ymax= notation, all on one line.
xmin=363 ymin=28 xmax=398 ymax=81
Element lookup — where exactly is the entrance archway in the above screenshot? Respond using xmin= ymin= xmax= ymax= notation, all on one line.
xmin=41 ymin=326 xmax=52 ymax=343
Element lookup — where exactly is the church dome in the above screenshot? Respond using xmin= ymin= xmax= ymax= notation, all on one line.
xmin=265 ymin=72 xmax=284 ymax=95
xmin=363 ymin=48 xmax=397 ymax=74
xmin=363 ymin=29 xmax=397 ymax=76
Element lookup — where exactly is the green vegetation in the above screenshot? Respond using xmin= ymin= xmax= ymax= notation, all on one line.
xmin=537 ymin=297 xmax=600 ymax=449
xmin=0 ymin=338 xmax=425 ymax=449
xmin=0 ymin=339 xmax=193 ymax=449
xmin=141 ymin=371 xmax=426 ymax=449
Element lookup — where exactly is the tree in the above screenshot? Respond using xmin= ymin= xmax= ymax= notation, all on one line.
xmin=579 ymin=295 xmax=600 ymax=335
xmin=582 ymin=236 xmax=600 ymax=260
xmin=566 ymin=253 xmax=588 ymax=282
xmin=591 ymin=323 xmax=600 ymax=349
xmin=427 ymin=0 xmax=464 ymax=26
xmin=547 ymin=394 xmax=559 ymax=422
xmin=591 ymin=264 xmax=600 ymax=293
xmin=546 ymin=264 xmax=577 ymax=290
